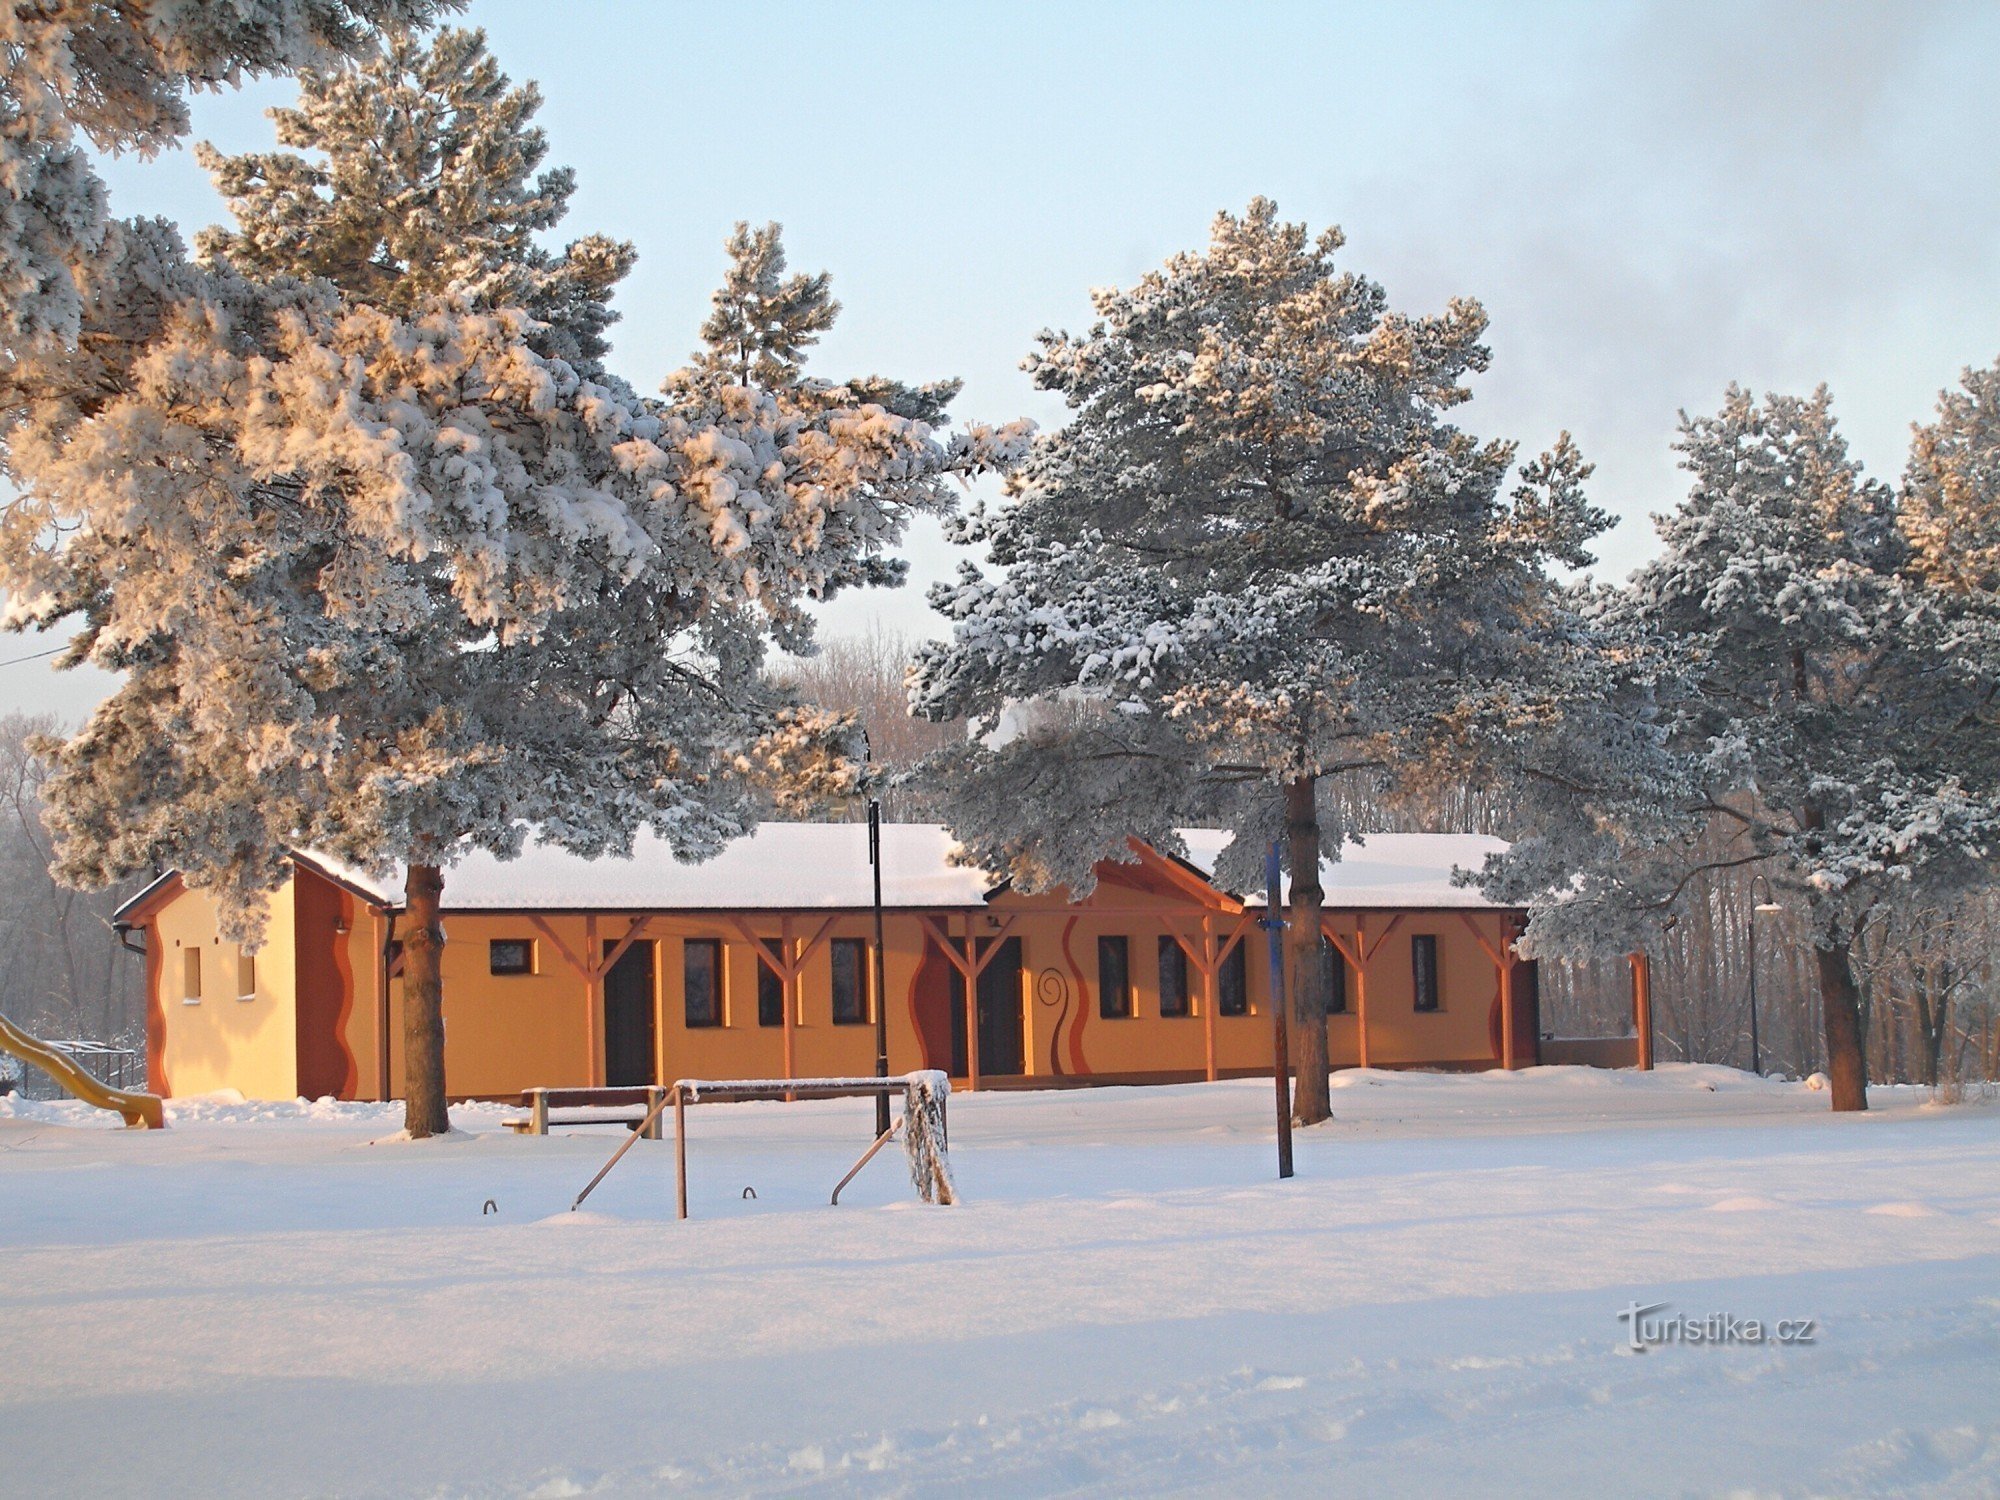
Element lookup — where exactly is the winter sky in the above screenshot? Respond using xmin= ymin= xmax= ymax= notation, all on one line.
xmin=5 ymin=0 xmax=1997 ymax=723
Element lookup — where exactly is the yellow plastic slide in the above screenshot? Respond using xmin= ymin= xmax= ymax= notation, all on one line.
xmin=0 ymin=1012 xmax=164 ymax=1128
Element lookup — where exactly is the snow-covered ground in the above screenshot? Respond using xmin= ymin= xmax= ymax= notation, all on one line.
xmin=3 ymin=1067 xmax=1998 ymax=1498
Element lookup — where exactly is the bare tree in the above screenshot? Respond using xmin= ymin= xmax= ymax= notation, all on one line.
xmin=0 ymin=715 xmax=142 ymax=1045
xmin=777 ymin=625 xmax=966 ymax=821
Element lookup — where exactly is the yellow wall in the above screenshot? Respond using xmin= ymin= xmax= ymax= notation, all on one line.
xmin=141 ymin=861 xmax=1528 ymax=1101
xmin=1323 ymin=911 xmax=1511 ymax=1068
xmin=153 ymin=877 xmax=299 ymax=1100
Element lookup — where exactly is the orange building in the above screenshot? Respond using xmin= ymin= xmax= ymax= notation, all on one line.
xmin=114 ymin=824 xmax=1596 ymax=1103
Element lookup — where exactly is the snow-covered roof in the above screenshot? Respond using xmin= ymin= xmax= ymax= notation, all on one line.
xmin=1175 ymin=829 xmax=1509 ymax=909
xmin=129 ymin=823 xmax=1514 ymax=918
xmin=306 ymin=824 xmax=998 ymax=912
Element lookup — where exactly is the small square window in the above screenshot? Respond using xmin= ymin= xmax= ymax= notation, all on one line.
xmin=1098 ymin=936 xmax=1132 ymax=1018
xmin=1412 ymin=934 xmax=1441 ymax=1012
xmin=1158 ymin=936 xmax=1191 ymax=1018
xmin=490 ymin=939 xmax=535 ymax=976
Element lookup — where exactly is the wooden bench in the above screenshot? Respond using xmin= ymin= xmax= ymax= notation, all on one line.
xmin=503 ymin=1086 xmax=668 ymax=1139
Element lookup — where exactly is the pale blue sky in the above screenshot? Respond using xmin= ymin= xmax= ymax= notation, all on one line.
xmin=8 ymin=0 xmax=1999 ymax=721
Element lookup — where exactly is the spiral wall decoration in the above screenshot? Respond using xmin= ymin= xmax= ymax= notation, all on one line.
xmin=1036 ymin=965 xmax=1071 ymax=1077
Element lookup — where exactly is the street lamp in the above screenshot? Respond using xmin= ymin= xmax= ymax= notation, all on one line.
xmin=1747 ymin=874 xmax=1784 ymax=1076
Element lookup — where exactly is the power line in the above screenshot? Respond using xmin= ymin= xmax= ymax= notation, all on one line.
xmin=0 ymin=644 xmax=66 ymax=670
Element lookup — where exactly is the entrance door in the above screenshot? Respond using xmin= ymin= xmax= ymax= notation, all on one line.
xmin=602 ymin=939 xmax=657 ymax=1087
xmin=949 ymin=936 xmax=1024 ymax=1077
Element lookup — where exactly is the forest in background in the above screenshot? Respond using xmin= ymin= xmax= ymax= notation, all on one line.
xmin=0 ymin=714 xmax=143 ymax=1053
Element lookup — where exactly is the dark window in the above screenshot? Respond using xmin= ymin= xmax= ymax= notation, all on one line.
xmin=1412 ymin=934 xmax=1440 ymax=1012
xmin=489 ymin=939 xmax=534 ymax=976
xmin=1323 ymin=936 xmax=1348 ymax=1015
xmin=684 ymin=939 xmax=722 ymax=1027
xmin=831 ymin=938 xmax=868 ymax=1025
xmin=1158 ymin=936 xmax=1191 ymax=1017
xmin=757 ymin=939 xmax=784 ymax=1027
xmin=1219 ymin=942 xmax=1249 ymax=1016
xmin=1097 ymin=936 xmax=1132 ymax=1018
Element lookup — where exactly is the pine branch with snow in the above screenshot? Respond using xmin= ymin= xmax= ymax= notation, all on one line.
xmin=1 ymin=26 xmax=1027 ymax=1135
xmin=910 ymin=198 xmax=1609 ymax=1124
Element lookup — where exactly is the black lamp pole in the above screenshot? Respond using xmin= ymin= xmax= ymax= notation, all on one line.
xmin=869 ymin=799 xmax=891 ymax=1136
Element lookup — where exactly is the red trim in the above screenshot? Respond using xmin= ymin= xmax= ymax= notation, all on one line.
xmin=330 ymin=890 xmax=359 ymax=1098
xmin=294 ymin=868 xmax=359 ymax=1099
xmin=1061 ymin=916 xmax=1091 ymax=1076
xmin=116 ymin=871 xmax=186 ymax=928
xmin=144 ymin=922 xmax=170 ymax=1097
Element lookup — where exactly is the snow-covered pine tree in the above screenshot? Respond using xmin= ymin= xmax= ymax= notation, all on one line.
xmin=0 ymin=0 xmax=443 ymax=353
xmin=910 ymin=200 xmax=1609 ymax=1125
xmin=2 ymin=27 xmax=1025 ymax=1135
xmin=1485 ymin=381 xmax=2000 ymax=1112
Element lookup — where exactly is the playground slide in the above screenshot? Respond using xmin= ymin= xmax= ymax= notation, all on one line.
xmin=0 ymin=1012 xmax=164 ymax=1128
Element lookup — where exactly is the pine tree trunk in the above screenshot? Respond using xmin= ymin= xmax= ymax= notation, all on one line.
xmin=1285 ymin=775 xmax=1332 ymax=1126
xmin=1813 ymin=926 xmax=1868 ymax=1113
xmin=402 ymin=863 xmax=451 ymax=1138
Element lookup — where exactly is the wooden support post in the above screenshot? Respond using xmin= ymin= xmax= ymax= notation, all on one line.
xmin=1630 ymin=951 xmax=1654 ymax=1071
xmin=1354 ymin=915 xmax=1370 ymax=1070
xmin=1200 ymin=914 xmax=1218 ymax=1083
xmin=962 ymin=917 xmax=981 ymax=1094
xmin=653 ymin=944 xmax=668 ymax=1090
xmin=528 ymin=1087 xmax=548 ymax=1137
xmin=1499 ymin=952 xmax=1516 ymax=1071
xmin=642 ymin=1085 xmax=665 ymax=1140
xmin=584 ymin=914 xmax=602 ymax=1088
xmin=674 ymin=1085 xmax=688 ymax=1220
xmin=781 ymin=914 xmax=797 ymax=1087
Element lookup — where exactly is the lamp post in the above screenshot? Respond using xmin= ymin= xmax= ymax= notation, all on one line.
xmin=1747 ymin=874 xmax=1784 ymax=1077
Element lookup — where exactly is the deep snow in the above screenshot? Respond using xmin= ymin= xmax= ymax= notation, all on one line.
xmin=2 ymin=1066 xmax=1997 ymax=1498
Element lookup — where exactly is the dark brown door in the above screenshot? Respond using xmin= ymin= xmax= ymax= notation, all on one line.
xmin=949 ymin=936 xmax=1024 ymax=1077
xmin=602 ymin=939 xmax=656 ymax=1087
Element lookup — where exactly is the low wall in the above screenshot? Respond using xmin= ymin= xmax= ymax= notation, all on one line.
xmin=1540 ymin=1035 xmax=1639 ymax=1069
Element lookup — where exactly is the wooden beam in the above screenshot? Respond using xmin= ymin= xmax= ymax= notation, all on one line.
xmin=1453 ymin=909 xmax=1505 ymax=967
xmin=653 ymin=929 xmax=668 ymax=1089
xmin=728 ymin=917 xmax=790 ymax=980
xmin=585 ymin=914 xmax=602 ymax=1089
xmin=528 ymin=914 xmax=592 ymax=983
xmin=1123 ymin=837 xmax=1246 ymax=912
xmin=1200 ymin=914 xmax=1218 ymax=1082
xmin=1318 ymin=918 xmax=1362 ymax=970
xmin=1360 ymin=912 xmax=1406 ymax=963
xmin=1353 ymin=914 xmax=1371 ymax=1069
xmin=968 ymin=913 xmax=1021 ymax=974
xmin=961 ymin=916 xmax=981 ymax=1093
xmin=782 ymin=915 xmax=797 ymax=1084
xmin=596 ymin=915 xmax=654 ymax=979
xmin=793 ymin=914 xmax=843 ymax=974
xmin=1629 ymin=951 xmax=1654 ymax=1071
xmin=916 ymin=913 xmax=977 ymax=981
